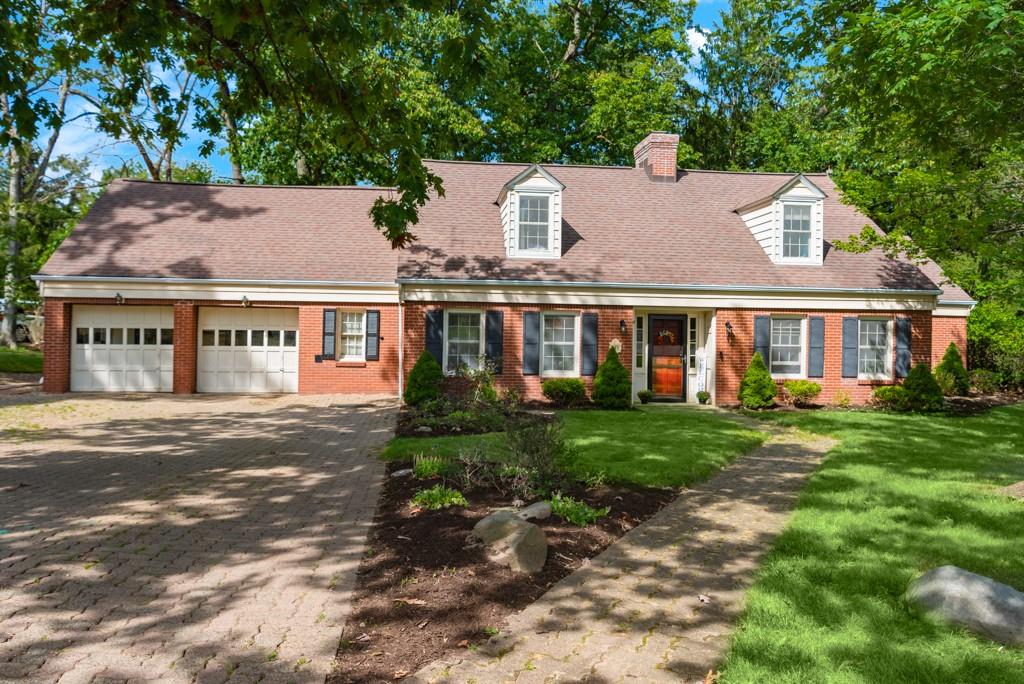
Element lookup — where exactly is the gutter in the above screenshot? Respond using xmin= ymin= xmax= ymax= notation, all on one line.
xmin=396 ymin=277 xmax=943 ymax=297
xmin=937 ymin=299 xmax=978 ymax=307
xmin=33 ymin=274 xmax=399 ymax=288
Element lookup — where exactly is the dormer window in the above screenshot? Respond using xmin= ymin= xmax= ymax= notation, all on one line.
xmin=499 ymin=164 xmax=564 ymax=259
xmin=518 ymin=194 xmax=551 ymax=252
xmin=782 ymin=204 xmax=812 ymax=259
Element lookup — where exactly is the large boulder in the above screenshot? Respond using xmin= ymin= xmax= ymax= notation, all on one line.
xmin=906 ymin=565 xmax=1024 ymax=646
xmin=470 ymin=510 xmax=547 ymax=574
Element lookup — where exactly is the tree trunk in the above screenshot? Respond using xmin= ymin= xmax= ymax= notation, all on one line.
xmin=216 ymin=74 xmax=244 ymax=184
xmin=1 ymin=143 xmax=22 ymax=349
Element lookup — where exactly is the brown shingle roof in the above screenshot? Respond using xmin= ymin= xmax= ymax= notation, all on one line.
xmin=40 ymin=165 xmax=972 ymax=301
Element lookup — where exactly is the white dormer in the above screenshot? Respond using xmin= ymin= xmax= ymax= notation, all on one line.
xmin=498 ymin=165 xmax=564 ymax=259
xmin=736 ymin=174 xmax=826 ymax=266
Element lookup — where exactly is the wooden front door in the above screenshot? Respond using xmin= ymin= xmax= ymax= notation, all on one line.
xmin=649 ymin=316 xmax=686 ymax=398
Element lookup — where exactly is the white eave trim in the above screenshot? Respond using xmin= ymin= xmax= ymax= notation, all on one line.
xmin=33 ymin=274 xmax=397 ymax=288
xmin=937 ymin=299 xmax=977 ymax=307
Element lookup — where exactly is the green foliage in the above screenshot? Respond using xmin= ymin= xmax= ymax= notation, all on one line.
xmin=970 ymin=369 xmax=1001 ymax=395
xmin=504 ymin=415 xmax=573 ymax=496
xmin=592 ymin=346 xmax=631 ymax=410
xmin=404 ymin=351 xmax=444 ymax=407
xmin=832 ymin=389 xmax=852 ymax=408
xmin=871 ymin=385 xmax=911 ymax=412
xmin=637 ymin=389 xmax=654 ymax=404
xmin=412 ymin=454 xmax=456 ymax=480
xmin=903 ymin=364 xmax=945 ymax=412
xmin=968 ymin=300 xmax=1024 ymax=388
xmin=548 ymin=493 xmax=609 ymax=527
xmin=782 ymin=380 xmax=822 ymax=408
xmin=542 ymin=378 xmax=587 ymax=407
xmin=696 ymin=390 xmax=711 ymax=405
xmin=410 ymin=484 xmax=467 ymax=511
xmin=738 ymin=353 xmax=777 ymax=409
xmin=934 ymin=343 xmax=970 ymax=396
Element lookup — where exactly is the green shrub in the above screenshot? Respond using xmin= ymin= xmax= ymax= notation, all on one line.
xmin=696 ymin=390 xmax=711 ymax=405
xmin=413 ymin=454 xmax=456 ymax=479
xmin=404 ymin=351 xmax=444 ymax=406
xmin=459 ymin=360 xmax=499 ymax=405
xmin=934 ymin=342 xmax=970 ymax=396
xmin=504 ymin=415 xmax=573 ymax=497
xmin=592 ymin=346 xmax=631 ymax=409
xmin=441 ymin=408 xmax=505 ymax=434
xmin=832 ymin=389 xmax=852 ymax=408
xmin=637 ymin=389 xmax=654 ymax=404
xmin=783 ymin=380 xmax=822 ymax=408
xmin=970 ymin=368 xmax=1001 ymax=394
xmin=967 ymin=298 xmax=1024 ymax=389
xmin=872 ymin=385 xmax=911 ymax=411
xmin=738 ymin=353 xmax=777 ymax=409
xmin=549 ymin=492 xmax=610 ymax=527
xmin=410 ymin=484 xmax=468 ymax=510
xmin=542 ymin=378 xmax=587 ymax=407
xmin=904 ymin=363 xmax=945 ymax=411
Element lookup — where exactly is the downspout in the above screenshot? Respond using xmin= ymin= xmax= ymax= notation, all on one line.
xmin=397 ymin=290 xmax=404 ymax=398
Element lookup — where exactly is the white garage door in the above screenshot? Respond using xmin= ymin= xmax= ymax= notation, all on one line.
xmin=71 ymin=306 xmax=174 ymax=392
xmin=197 ymin=308 xmax=299 ymax=393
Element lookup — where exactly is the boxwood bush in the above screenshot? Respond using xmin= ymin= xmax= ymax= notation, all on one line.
xmin=541 ymin=378 xmax=587 ymax=407
xmin=783 ymin=379 xmax=822 ymax=408
xmin=872 ymin=385 xmax=911 ymax=411
xmin=904 ymin=363 xmax=945 ymax=411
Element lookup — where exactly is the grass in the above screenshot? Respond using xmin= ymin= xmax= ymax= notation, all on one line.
xmin=0 ymin=346 xmax=42 ymax=373
xmin=382 ymin=406 xmax=766 ymax=489
xmin=719 ymin=405 xmax=1024 ymax=684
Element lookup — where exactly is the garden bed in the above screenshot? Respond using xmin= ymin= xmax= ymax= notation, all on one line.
xmin=327 ymin=461 xmax=676 ymax=683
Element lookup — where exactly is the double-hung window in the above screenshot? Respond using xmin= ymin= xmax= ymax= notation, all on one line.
xmin=770 ymin=317 xmax=804 ymax=377
xmin=541 ymin=313 xmax=577 ymax=376
xmin=782 ymin=204 xmax=812 ymax=259
xmin=445 ymin=311 xmax=483 ymax=373
xmin=338 ymin=311 xmax=366 ymax=361
xmin=858 ymin=318 xmax=892 ymax=379
xmin=518 ymin=194 xmax=550 ymax=252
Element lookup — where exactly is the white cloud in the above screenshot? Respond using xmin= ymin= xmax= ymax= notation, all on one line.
xmin=686 ymin=27 xmax=707 ymax=60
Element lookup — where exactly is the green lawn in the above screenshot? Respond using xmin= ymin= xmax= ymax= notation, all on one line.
xmin=720 ymin=406 xmax=1024 ymax=683
xmin=383 ymin=406 xmax=767 ymax=488
xmin=0 ymin=346 xmax=42 ymax=373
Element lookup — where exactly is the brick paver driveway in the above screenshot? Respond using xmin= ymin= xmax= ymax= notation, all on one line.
xmin=0 ymin=394 xmax=396 ymax=684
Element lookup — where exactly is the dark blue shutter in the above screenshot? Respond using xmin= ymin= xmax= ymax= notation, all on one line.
xmin=485 ymin=310 xmax=504 ymax=374
xmin=895 ymin=317 xmax=912 ymax=378
xmin=425 ymin=310 xmax=444 ymax=365
xmin=365 ymin=310 xmax=380 ymax=361
xmin=754 ymin=316 xmax=771 ymax=364
xmin=841 ymin=318 xmax=859 ymax=378
xmin=808 ymin=317 xmax=825 ymax=378
xmin=322 ymin=309 xmax=336 ymax=360
xmin=581 ymin=313 xmax=599 ymax=376
xmin=522 ymin=311 xmax=540 ymax=375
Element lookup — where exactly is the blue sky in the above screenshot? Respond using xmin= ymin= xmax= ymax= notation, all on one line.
xmin=49 ymin=0 xmax=729 ymax=182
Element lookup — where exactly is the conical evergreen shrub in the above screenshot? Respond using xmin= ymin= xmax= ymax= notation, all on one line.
xmin=404 ymin=351 xmax=444 ymax=406
xmin=592 ymin=346 xmax=631 ymax=409
xmin=935 ymin=342 xmax=970 ymax=396
xmin=738 ymin=352 xmax=777 ymax=409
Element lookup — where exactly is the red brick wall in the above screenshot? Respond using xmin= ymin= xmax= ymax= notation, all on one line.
xmin=931 ymin=316 xmax=968 ymax=367
xmin=42 ymin=299 xmax=72 ymax=393
xmin=403 ymin=302 xmax=633 ymax=401
xmin=298 ymin=304 xmax=399 ymax=394
xmin=41 ymin=297 xmax=400 ymax=395
xmin=715 ymin=308 xmax=933 ymax=406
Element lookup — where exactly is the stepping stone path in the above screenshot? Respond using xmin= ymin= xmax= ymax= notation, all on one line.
xmin=412 ymin=420 xmax=836 ymax=683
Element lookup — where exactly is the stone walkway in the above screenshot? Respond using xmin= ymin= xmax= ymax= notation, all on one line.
xmin=0 ymin=394 xmax=396 ymax=684
xmin=412 ymin=423 xmax=836 ymax=684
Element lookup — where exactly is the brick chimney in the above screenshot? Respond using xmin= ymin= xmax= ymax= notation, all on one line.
xmin=633 ymin=132 xmax=679 ymax=182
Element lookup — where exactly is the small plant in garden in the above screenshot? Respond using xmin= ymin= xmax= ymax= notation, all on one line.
xmin=970 ymin=369 xmax=1001 ymax=394
xmin=413 ymin=454 xmax=456 ymax=479
xmin=833 ymin=389 xmax=852 ymax=408
xmin=783 ymin=380 xmax=822 ymax=408
xmin=872 ymin=385 xmax=911 ymax=411
xmin=549 ymin=492 xmax=610 ymax=527
xmin=934 ymin=342 xmax=970 ymax=396
xmin=592 ymin=346 xmax=631 ymax=409
xmin=404 ymin=351 xmax=444 ymax=406
xmin=738 ymin=352 xmax=777 ymax=409
xmin=459 ymin=360 xmax=500 ymax=405
xmin=504 ymin=415 xmax=573 ymax=497
xmin=410 ymin=484 xmax=468 ymax=510
xmin=696 ymin=390 xmax=711 ymax=405
xmin=637 ymin=389 xmax=654 ymax=404
xmin=904 ymin=363 xmax=945 ymax=411
xmin=542 ymin=378 xmax=587 ymax=407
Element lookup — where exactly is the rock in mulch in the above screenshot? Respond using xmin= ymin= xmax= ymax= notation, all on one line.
xmin=906 ymin=565 xmax=1024 ymax=646
xmin=469 ymin=510 xmax=547 ymax=574
xmin=516 ymin=501 xmax=552 ymax=521
xmin=998 ymin=481 xmax=1024 ymax=500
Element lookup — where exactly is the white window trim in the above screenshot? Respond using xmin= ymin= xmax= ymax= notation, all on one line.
xmin=769 ymin=316 xmax=807 ymax=379
xmin=540 ymin=311 xmax=581 ymax=378
xmin=442 ymin=309 xmax=485 ymax=375
xmin=337 ymin=309 xmax=366 ymax=362
xmin=512 ymin=189 xmax=558 ymax=259
xmin=775 ymin=198 xmax=820 ymax=266
xmin=634 ymin=315 xmax=644 ymax=369
xmin=857 ymin=317 xmax=894 ymax=381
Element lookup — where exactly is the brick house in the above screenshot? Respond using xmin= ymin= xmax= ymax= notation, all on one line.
xmin=35 ymin=132 xmax=973 ymax=404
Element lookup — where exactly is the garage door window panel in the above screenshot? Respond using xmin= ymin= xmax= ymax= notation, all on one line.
xmin=268 ymin=330 xmax=281 ymax=346
xmin=110 ymin=328 xmax=124 ymax=345
xmin=251 ymin=330 xmax=264 ymax=346
xmin=144 ymin=328 xmax=157 ymax=345
xmin=284 ymin=330 xmax=297 ymax=347
xmin=218 ymin=330 xmax=231 ymax=346
xmin=128 ymin=328 xmax=141 ymax=345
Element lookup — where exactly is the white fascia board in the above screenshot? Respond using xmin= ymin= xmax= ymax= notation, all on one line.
xmin=35 ymin=275 xmax=400 ymax=304
xmin=934 ymin=300 xmax=976 ymax=317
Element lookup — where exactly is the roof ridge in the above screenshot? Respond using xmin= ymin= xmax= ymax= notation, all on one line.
xmin=423 ymin=158 xmax=633 ymax=170
xmin=680 ymin=168 xmax=829 ymax=177
xmin=115 ymin=178 xmax=397 ymax=191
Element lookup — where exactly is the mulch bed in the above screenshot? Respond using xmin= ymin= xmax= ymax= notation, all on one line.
xmin=328 ymin=462 xmax=676 ymax=683
xmin=944 ymin=391 xmax=1024 ymax=416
